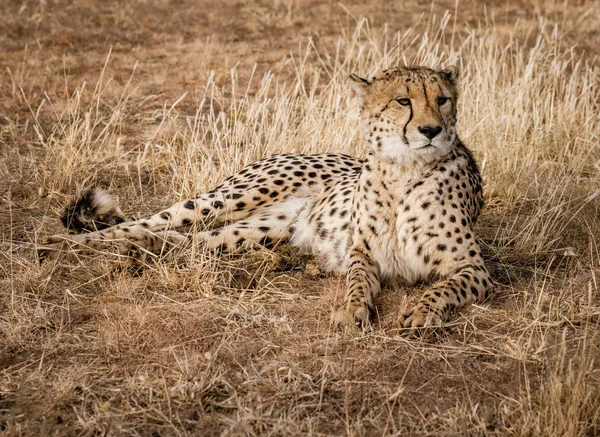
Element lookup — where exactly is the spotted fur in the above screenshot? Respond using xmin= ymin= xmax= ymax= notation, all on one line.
xmin=39 ymin=66 xmax=494 ymax=332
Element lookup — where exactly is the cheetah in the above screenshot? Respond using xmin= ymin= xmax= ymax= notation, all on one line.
xmin=39 ymin=66 xmax=494 ymax=331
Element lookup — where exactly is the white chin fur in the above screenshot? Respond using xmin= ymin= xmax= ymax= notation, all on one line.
xmin=378 ymin=137 xmax=451 ymax=164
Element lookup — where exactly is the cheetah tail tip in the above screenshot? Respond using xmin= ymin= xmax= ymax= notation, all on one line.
xmin=61 ymin=188 xmax=127 ymax=233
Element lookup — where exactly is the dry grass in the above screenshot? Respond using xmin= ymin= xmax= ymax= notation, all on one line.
xmin=1 ymin=0 xmax=600 ymax=435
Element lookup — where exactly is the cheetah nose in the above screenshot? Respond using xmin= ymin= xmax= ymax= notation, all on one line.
xmin=418 ymin=125 xmax=442 ymax=140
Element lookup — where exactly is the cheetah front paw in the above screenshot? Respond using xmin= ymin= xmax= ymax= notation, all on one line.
xmin=331 ymin=303 xmax=372 ymax=329
xmin=400 ymin=304 xmax=444 ymax=333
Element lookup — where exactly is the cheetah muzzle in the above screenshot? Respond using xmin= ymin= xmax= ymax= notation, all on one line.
xmin=38 ymin=66 xmax=494 ymax=333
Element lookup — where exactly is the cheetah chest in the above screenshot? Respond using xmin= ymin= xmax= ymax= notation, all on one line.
xmin=367 ymin=174 xmax=449 ymax=284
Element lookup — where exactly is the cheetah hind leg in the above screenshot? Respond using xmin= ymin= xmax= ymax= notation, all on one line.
xmin=37 ymin=228 xmax=190 ymax=262
xmin=193 ymin=197 xmax=309 ymax=253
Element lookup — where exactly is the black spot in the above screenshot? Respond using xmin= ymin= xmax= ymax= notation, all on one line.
xmin=202 ymin=208 xmax=210 ymax=215
xmin=258 ymin=226 xmax=270 ymax=232
xmin=160 ymin=212 xmax=171 ymax=221
xmin=235 ymin=202 xmax=247 ymax=210
xmin=437 ymin=244 xmax=447 ymax=251
xmin=184 ymin=200 xmax=195 ymax=210
xmin=259 ymin=236 xmax=273 ymax=247
xmin=269 ymin=191 xmax=279 ymax=198
xmin=274 ymin=180 xmax=285 ymax=186
xmin=212 ymin=201 xmax=223 ymax=209
xmin=182 ymin=218 xmax=192 ymax=226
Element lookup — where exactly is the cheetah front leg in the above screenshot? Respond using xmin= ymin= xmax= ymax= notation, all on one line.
xmin=401 ymin=262 xmax=494 ymax=332
xmin=332 ymin=247 xmax=381 ymax=328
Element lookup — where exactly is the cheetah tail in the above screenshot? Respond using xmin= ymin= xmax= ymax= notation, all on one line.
xmin=61 ymin=188 xmax=128 ymax=233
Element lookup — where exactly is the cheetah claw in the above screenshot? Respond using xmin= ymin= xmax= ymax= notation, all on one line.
xmin=331 ymin=304 xmax=372 ymax=329
xmin=400 ymin=305 xmax=444 ymax=334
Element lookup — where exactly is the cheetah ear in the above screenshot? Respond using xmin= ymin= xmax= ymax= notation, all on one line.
xmin=349 ymin=73 xmax=372 ymax=105
xmin=440 ymin=66 xmax=459 ymax=84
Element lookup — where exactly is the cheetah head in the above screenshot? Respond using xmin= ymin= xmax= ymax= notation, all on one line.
xmin=351 ymin=66 xmax=459 ymax=163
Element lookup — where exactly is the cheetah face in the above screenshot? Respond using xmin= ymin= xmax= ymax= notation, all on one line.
xmin=351 ymin=66 xmax=459 ymax=163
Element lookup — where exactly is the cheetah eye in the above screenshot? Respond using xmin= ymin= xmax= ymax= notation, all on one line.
xmin=437 ymin=97 xmax=449 ymax=106
xmin=395 ymin=98 xmax=410 ymax=106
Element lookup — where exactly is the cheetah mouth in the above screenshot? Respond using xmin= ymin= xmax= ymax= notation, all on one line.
xmin=416 ymin=144 xmax=436 ymax=150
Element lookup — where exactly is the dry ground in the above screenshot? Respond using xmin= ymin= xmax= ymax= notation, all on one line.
xmin=1 ymin=0 xmax=600 ymax=435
